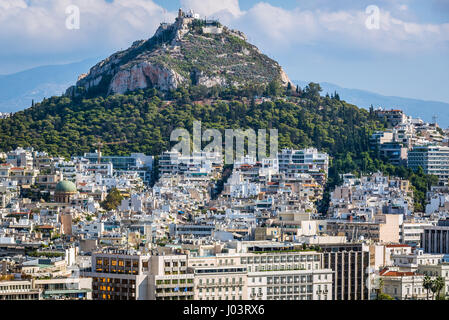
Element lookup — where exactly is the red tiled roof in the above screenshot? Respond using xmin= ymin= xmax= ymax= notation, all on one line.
xmin=382 ymin=271 xmax=415 ymax=277
xmin=380 ymin=267 xmax=416 ymax=277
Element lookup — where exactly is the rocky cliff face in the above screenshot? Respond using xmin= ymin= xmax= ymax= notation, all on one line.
xmin=109 ymin=62 xmax=185 ymax=94
xmin=67 ymin=12 xmax=293 ymax=97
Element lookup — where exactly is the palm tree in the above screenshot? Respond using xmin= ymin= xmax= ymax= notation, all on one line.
xmin=423 ymin=276 xmax=433 ymax=300
xmin=433 ymin=276 xmax=445 ymax=300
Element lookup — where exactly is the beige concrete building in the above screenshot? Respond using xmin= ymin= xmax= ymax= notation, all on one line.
xmin=326 ymin=214 xmax=401 ymax=243
xmin=148 ymin=255 xmax=194 ymax=300
xmin=0 ymin=280 xmax=41 ymax=300
xmin=188 ymin=255 xmax=248 ymax=300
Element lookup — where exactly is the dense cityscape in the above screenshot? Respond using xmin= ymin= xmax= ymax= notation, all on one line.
xmin=0 ymin=106 xmax=448 ymax=301
xmin=0 ymin=3 xmax=448 ymax=312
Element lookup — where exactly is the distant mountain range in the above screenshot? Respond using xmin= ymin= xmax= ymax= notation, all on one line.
xmin=0 ymin=58 xmax=98 ymax=113
xmin=0 ymin=58 xmax=447 ymax=128
xmin=294 ymin=80 xmax=449 ymax=128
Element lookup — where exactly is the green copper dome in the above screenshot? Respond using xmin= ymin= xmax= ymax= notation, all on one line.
xmin=55 ymin=180 xmax=77 ymax=193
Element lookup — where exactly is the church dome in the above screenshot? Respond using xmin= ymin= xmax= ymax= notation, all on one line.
xmin=55 ymin=180 xmax=77 ymax=193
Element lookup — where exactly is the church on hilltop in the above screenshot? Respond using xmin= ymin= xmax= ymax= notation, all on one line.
xmin=174 ymin=8 xmax=223 ymax=35
xmin=178 ymin=8 xmax=200 ymax=20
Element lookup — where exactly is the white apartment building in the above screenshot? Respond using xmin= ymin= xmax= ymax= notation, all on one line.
xmin=224 ymin=171 xmax=260 ymax=198
xmin=391 ymin=249 xmax=446 ymax=271
xmin=148 ymin=255 xmax=194 ymax=300
xmin=400 ymin=220 xmax=434 ymax=246
xmin=278 ymin=148 xmax=329 ymax=171
xmin=278 ymin=149 xmax=329 ymax=186
xmin=159 ymin=151 xmax=223 ymax=177
xmin=408 ymin=145 xmax=449 ymax=185
xmin=6 ymin=147 xmax=34 ymax=169
xmin=0 ymin=280 xmax=41 ymax=300
xmin=242 ymin=251 xmax=333 ymax=301
xmin=426 ymin=194 xmax=449 ymax=214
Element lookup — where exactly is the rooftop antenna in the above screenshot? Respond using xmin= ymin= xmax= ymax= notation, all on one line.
xmin=432 ymin=115 xmax=437 ymax=125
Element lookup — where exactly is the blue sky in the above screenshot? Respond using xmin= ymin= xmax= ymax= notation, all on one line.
xmin=0 ymin=0 xmax=448 ymax=103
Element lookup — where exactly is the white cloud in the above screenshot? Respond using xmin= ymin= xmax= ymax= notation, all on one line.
xmin=231 ymin=2 xmax=449 ymax=54
xmin=0 ymin=0 xmax=448 ymax=73
xmin=0 ymin=0 xmax=173 ymax=57
xmin=0 ymin=0 xmax=27 ymax=10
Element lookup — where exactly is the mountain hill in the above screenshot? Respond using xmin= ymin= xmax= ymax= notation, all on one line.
xmin=67 ymin=10 xmax=292 ymax=98
xmin=0 ymin=12 xmax=436 ymax=211
xmin=0 ymin=13 xmax=404 ymax=168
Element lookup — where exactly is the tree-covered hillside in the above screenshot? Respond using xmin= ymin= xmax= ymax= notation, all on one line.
xmin=0 ymin=82 xmax=437 ymax=212
xmin=0 ymin=83 xmax=379 ymax=158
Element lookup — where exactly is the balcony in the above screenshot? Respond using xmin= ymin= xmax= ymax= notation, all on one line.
xmin=156 ymin=291 xmax=193 ymax=297
xmin=157 ymin=284 xmax=194 ymax=289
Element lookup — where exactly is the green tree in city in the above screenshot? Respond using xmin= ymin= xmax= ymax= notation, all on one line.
xmin=424 ymin=275 xmax=433 ymax=300
xmin=431 ymin=276 xmax=445 ymax=300
xmin=101 ymin=188 xmax=124 ymax=211
xmin=376 ymin=278 xmax=394 ymax=300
